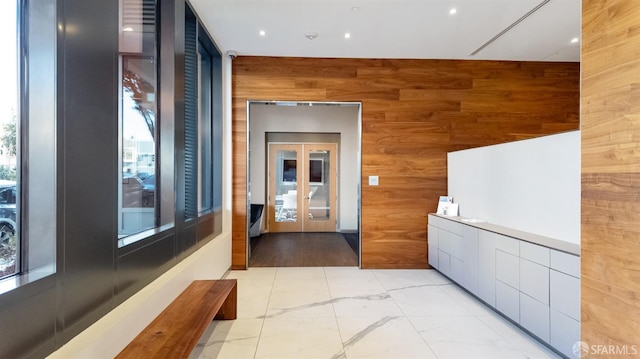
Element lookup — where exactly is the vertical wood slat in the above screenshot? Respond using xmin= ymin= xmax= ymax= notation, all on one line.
xmin=232 ymin=57 xmax=579 ymax=269
xmin=581 ymin=0 xmax=640 ymax=349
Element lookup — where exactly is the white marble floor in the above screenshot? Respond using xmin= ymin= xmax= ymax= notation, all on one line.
xmin=191 ymin=267 xmax=561 ymax=359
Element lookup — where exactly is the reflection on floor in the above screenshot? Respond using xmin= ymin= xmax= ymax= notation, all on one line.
xmin=191 ymin=267 xmax=561 ymax=359
xmin=249 ymin=232 xmax=358 ymax=267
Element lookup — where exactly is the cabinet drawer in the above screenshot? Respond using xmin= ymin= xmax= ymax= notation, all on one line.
xmin=449 ymin=220 xmax=465 ymax=236
xmin=520 ymin=293 xmax=550 ymax=343
xmin=550 ymin=250 xmax=580 ymax=278
xmin=520 ymin=258 xmax=549 ymax=305
xmin=496 ymin=250 xmax=519 ymax=289
xmin=428 ymin=215 xmax=449 ymax=231
xmin=428 ymin=224 xmax=438 ymax=248
xmin=520 ymin=241 xmax=550 ymax=267
xmin=495 ymin=234 xmax=519 ymax=255
xmin=550 ymin=269 xmax=580 ymax=320
xmin=496 ymin=280 xmax=519 ymax=323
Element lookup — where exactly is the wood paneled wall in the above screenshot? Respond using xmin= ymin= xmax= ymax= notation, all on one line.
xmin=232 ymin=57 xmax=579 ymax=269
xmin=582 ymin=0 xmax=640 ymax=348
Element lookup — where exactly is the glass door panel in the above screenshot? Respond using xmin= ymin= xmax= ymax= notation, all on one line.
xmin=268 ymin=144 xmax=302 ymax=232
xmin=303 ymin=144 xmax=337 ymax=232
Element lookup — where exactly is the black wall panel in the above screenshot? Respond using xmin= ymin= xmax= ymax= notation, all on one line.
xmin=57 ymin=0 xmax=119 ymax=341
xmin=0 ymin=276 xmax=56 ymax=358
xmin=116 ymin=234 xmax=176 ymax=298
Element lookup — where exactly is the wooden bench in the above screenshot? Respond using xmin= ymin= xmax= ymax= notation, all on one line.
xmin=116 ymin=279 xmax=237 ymax=359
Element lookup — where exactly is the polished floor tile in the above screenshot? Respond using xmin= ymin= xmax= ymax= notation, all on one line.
xmin=193 ymin=268 xmax=560 ymax=359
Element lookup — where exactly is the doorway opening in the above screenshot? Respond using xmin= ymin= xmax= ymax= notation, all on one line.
xmin=246 ymin=101 xmax=361 ymax=267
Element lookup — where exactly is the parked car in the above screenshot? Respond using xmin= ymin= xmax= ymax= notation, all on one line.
xmin=0 ymin=182 xmax=17 ymax=244
xmin=122 ymin=174 xmax=155 ymax=208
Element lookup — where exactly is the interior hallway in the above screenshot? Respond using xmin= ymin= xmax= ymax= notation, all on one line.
xmin=191 ymin=267 xmax=561 ymax=359
xmin=249 ymin=233 xmax=358 ymax=267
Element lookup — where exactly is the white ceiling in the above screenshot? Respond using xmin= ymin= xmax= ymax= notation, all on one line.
xmin=190 ymin=0 xmax=581 ymax=62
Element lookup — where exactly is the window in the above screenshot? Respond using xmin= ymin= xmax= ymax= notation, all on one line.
xmin=0 ymin=0 xmax=56 ymax=281
xmin=0 ymin=0 xmax=19 ymax=280
xmin=198 ymin=41 xmax=214 ymax=214
xmin=185 ymin=6 xmax=222 ymax=223
xmin=118 ymin=0 xmax=159 ymax=237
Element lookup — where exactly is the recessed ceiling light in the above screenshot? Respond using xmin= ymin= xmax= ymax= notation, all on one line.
xmin=351 ymin=6 xmax=359 ymax=12
xmin=305 ymin=32 xmax=318 ymax=40
xmin=344 ymin=33 xmax=351 ymax=39
xmin=122 ymin=26 xmax=134 ymax=32
xmin=259 ymin=30 xmax=266 ymax=37
xmin=449 ymin=8 xmax=457 ymax=15
xmin=570 ymin=37 xmax=579 ymax=43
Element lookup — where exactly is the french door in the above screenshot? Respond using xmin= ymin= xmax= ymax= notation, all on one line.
xmin=268 ymin=143 xmax=337 ymax=232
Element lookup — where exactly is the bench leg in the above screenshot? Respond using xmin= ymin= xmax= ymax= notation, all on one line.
xmin=214 ymin=280 xmax=237 ymax=320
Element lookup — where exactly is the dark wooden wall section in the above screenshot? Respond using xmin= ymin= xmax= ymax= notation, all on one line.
xmin=582 ymin=0 xmax=640 ymax=348
xmin=232 ymin=57 xmax=580 ymax=269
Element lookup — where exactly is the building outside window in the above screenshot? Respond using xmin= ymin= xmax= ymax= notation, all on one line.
xmin=0 ymin=0 xmax=19 ymax=279
xmin=118 ymin=0 xmax=159 ymax=238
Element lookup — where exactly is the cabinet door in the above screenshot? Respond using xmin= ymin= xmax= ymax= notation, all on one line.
xmin=450 ymin=257 xmax=464 ymax=284
xmin=449 ymin=232 xmax=464 ymax=260
xmin=520 ymin=293 xmax=550 ymax=342
xmin=478 ymin=230 xmax=496 ymax=306
xmin=462 ymin=226 xmax=479 ymax=295
xmin=438 ymin=250 xmax=450 ymax=277
xmin=550 ymin=269 xmax=580 ymax=320
xmin=496 ymin=280 xmax=519 ymax=322
xmin=428 ymin=245 xmax=438 ymax=268
xmin=438 ymin=229 xmax=452 ymax=254
xmin=550 ymin=309 xmax=580 ymax=358
xmin=428 ymin=224 xmax=438 ymax=248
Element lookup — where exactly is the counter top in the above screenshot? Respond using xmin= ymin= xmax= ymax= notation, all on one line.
xmin=429 ymin=214 xmax=580 ymax=256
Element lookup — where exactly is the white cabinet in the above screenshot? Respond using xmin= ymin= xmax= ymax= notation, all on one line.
xmin=428 ymin=215 xmax=464 ymax=283
xmin=427 ymin=214 xmax=580 ymax=358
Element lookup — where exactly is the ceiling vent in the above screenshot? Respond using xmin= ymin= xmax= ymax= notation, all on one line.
xmin=470 ymin=0 xmax=551 ymax=56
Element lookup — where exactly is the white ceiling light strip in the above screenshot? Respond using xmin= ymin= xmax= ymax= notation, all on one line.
xmin=470 ymin=0 xmax=551 ymax=56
